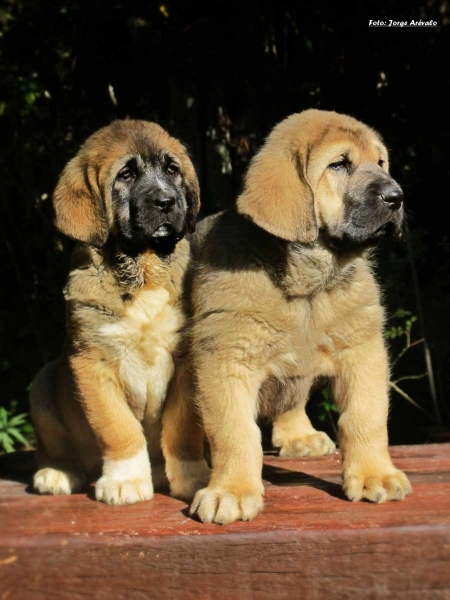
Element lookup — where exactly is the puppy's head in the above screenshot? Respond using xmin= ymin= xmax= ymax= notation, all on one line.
xmin=53 ymin=120 xmax=200 ymax=252
xmin=237 ymin=109 xmax=403 ymax=251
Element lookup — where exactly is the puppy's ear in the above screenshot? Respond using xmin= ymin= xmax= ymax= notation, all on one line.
xmin=53 ymin=154 xmax=109 ymax=247
xmin=181 ymin=153 xmax=200 ymax=233
xmin=237 ymin=148 xmax=317 ymax=244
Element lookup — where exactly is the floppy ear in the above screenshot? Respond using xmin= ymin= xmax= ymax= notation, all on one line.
xmin=237 ymin=148 xmax=317 ymax=244
xmin=53 ymin=155 xmax=109 ymax=247
xmin=181 ymin=155 xmax=200 ymax=233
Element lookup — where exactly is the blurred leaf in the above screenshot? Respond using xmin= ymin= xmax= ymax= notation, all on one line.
xmin=8 ymin=427 xmax=28 ymax=445
xmin=159 ymin=4 xmax=169 ymax=18
xmin=321 ymin=386 xmax=330 ymax=401
xmin=24 ymin=92 xmax=36 ymax=105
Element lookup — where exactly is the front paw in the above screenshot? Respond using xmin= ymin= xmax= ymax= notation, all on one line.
xmin=278 ymin=431 xmax=336 ymax=457
xmin=96 ymin=447 xmax=153 ymax=505
xmin=190 ymin=483 xmax=264 ymax=525
xmin=343 ymin=467 xmax=412 ymax=503
xmin=95 ymin=476 xmax=153 ymax=505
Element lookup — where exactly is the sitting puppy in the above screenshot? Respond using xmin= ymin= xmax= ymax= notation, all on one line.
xmin=163 ymin=109 xmax=412 ymax=524
xmin=30 ymin=120 xmax=200 ymax=505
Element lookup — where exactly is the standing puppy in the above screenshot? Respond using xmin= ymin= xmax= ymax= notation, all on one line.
xmin=163 ymin=109 xmax=412 ymax=524
xmin=31 ymin=120 xmax=200 ymax=505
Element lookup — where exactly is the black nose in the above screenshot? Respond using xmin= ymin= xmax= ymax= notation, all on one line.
xmin=154 ymin=195 xmax=176 ymax=213
xmin=378 ymin=184 xmax=404 ymax=209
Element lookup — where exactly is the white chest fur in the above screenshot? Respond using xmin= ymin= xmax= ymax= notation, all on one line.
xmin=99 ymin=288 xmax=184 ymax=420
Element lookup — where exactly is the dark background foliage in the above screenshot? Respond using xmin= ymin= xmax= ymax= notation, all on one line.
xmin=0 ymin=0 xmax=449 ymax=448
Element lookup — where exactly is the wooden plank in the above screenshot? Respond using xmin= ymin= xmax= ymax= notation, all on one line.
xmin=0 ymin=444 xmax=449 ymax=599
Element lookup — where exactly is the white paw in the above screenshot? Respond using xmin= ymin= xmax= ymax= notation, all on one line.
xmin=95 ymin=476 xmax=153 ymax=505
xmin=167 ymin=459 xmax=211 ymax=501
xmin=34 ymin=468 xmax=85 ymax=495
xmin=95 ymin=447 xmax=153 ymax=505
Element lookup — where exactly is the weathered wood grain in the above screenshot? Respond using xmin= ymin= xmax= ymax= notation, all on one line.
xmin=0 ymin=444 xmax=449 ymax=599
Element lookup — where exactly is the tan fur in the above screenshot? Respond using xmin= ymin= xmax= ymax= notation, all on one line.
xmin=30 ymin=120 xmax=200 ymax=505
xmin=161 ymin=359 xmax=211 ymax=499
xmin=53 ymin=121 xmax=200 ymax=247
xmin=163 ymin=109 xmax=411 ymax=524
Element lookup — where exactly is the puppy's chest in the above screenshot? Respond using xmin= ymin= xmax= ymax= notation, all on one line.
xmin=271 ymin=301 xmax=351 ymax=380
xmin=99 ymin=287 xmax=184 ymax=420
xmin=274 ymin=331 xmax=338 ymax=380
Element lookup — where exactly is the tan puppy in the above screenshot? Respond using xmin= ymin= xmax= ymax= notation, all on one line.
xmin=162 ymin=109 xmax=412 ymax=524
xmin=30 ymin=119 xmax=202 ymax=505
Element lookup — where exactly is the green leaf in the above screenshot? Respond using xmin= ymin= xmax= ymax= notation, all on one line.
xmin=24 ymin=92 xmax=36 ymax=105
xmin=394 ymin=309 xmax=411 ymax=318
xmin=2 ymin=432 xmax=14 ymax=444
xmin=8 ymin=428 xmax=29 ymax=445
xmin=321 ymin=386 xmax=330 ymax=400
xmin=0 ymin=432 xmax=15 ymax=453
xmin=8 ymin=413 xmax=28 ymax=427
xmin=3 ymin=440 xmax=15 ymax=453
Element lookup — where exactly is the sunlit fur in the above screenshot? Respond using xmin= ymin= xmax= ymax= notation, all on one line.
xmin=162 ymin=109 xmax=411 ymax=525
xmin=30 ymin=120 xmax=202 ymax=505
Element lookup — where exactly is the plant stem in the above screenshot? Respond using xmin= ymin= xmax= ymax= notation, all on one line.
xmin=391 ymin=327 xmax=416 ymax=369
xmin=389 ymin=382 xmax=435 ymax=421
xmin=405 ymin=233 xmax=442 ymax=424
xmin=392 ymin=373 xmax=428 ymax=385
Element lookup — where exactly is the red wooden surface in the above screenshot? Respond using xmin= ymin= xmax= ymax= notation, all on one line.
xmin=0 ymin=444 xmax=449 ymax=599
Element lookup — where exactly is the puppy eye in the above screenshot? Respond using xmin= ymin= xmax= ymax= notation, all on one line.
xmin=118 ymin=169 xmax=135 ymax=182
xmin=167 ymin=163 xmax=179 ymax=176
xmin=378 ymin=160 xmax=385 ymax=168
xmin=328 ymin=159 xmax=351 ymax=172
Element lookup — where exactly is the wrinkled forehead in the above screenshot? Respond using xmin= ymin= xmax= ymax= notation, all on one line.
xmin=310 ymin=121 xmax=388 ymax=166
xmin=120 ymin=129 xmax=184 ymax=164
xmin=82 ymin=126 xmax=184 ymax=175
xmin=112 ymin=143 xmax=181 ymax=173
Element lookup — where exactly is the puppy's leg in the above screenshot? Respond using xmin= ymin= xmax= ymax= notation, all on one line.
xmin=72 ymin=356 xmax=153 ymax=505
xmin=33 ymin=422 xmax=86 ymax=496
xmin=162 ymin=361 xmax=210 ymax=501
xmin=190 ymin=362 xmax=265 ymax=525
xmin=272 ymin=377 xmax=336 ymax=457
xmin=33 ymin=458 xmax=86 ymax=496
xmin=145 ymin=416 xmax=169 ymax=492
xmin=333 ymin=334 xmax=412 ymax=503
xmin=31 ymin=360 xmax=87 ymax=495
